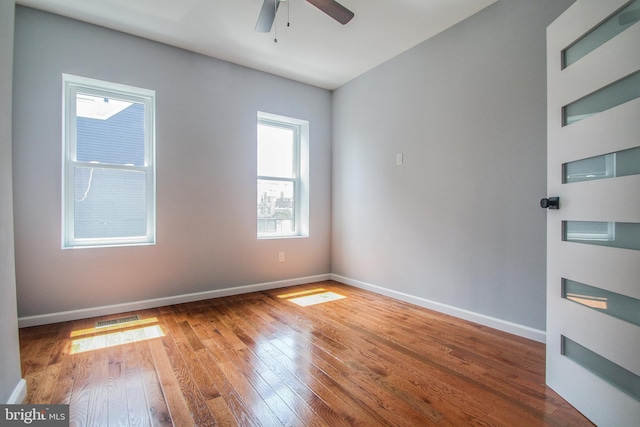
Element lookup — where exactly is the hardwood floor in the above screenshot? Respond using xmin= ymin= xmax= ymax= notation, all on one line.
xmin=20 ymin=281 xmax=594 ymax=426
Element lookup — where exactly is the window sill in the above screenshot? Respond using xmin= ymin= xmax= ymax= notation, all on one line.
xmin=258 ymin=234 xmax=309 ymax=240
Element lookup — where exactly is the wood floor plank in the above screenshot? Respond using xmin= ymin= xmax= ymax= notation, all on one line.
xmin=21 ymin=280 xmax=594 ymax=426
xmin=261 ymin=311 xmax=444 ymax=426
xmin=253 ymin=339 xmax=389 ymax=427
xmin=86 ymin=346 xmax=110 ymax=427
xmin=194 ymin=306 xmax=289 ymax=426
xmin=163 ymin=314 xmax=221 ymax=402
xmin=330 ymin=286 xmax=584 ymax=426
xmin=262 ymin=284 xmax=579 ymax=426
xmin=206 ymin=396 xmax=240 ymax=427
xmin=235 ymin=301 xmax=371 ymax=427
xmin=107 ymin=343 xmax=130 ymax=427
xmin=256 ymin=293 xmax=442 ymax=425
xmin=66 ymin=351 xmax=94 ymax=427
xmin=257 ymin=329 xmax=390 ymax=426
xmin=147 ymin=337 xmax=196 ymax=427
xmin=21 ymin=333 xmax=57 ymax=403
xmin=304 ymin=287 xmax=550 ymax=425
xmin=121 ymin=343 xmax=151 ymax=427
xmin=216 ymin=302 xmax=333 ymax=427
xmin=196 ymin=340 xmax=263 ymax=426
xmin=155 ymin=311 xmax=216 ymax=427
xmin=48 ymin=351 xmax=76 ymax=406
xmin=177 ymin=320 xmax=206 ymax=352
xmin=31 ymin=362 xmax=62 ymax=404
xmin=204 ymin=343 xmax=285 ymax=426
xmin=134 ymin=341 xmax=173 ymax=427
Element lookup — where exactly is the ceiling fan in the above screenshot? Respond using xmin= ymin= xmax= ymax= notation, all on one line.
xmin=255 ymin=0 xmax=354 ymax=33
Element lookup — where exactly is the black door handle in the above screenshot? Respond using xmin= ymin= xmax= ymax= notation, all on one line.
xmin=540 ymin=197 xmax=560 ymax=209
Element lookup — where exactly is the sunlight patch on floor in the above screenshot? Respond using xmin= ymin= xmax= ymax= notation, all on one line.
xmin=277 ymin=288 xmax=326 ymax=299
xmin=70 ymin=324 xmax=165 ymax=354
xmin=71 ymin=317 xmax=160 ymax=338
xmin=288 ymin=291 xmax=346 ymax=307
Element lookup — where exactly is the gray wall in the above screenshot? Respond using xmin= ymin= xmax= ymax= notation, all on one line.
xmin=1 ymin=0 xmax=23 ymax=403
xmin=13 ymin=7 xmax=332 ymax=318
xmin=332 ymin=0 xmax=575 ymax=331
xmin=12 ymin=1 xmax=579 ymax=335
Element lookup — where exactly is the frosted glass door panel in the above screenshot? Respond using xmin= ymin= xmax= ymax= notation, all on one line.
xmin=562 ymin=0 xmax=640 ymax=68
xmin=562 ymin=336 xmax=640 ymax=402
xmin=563 ymin=70 xmax=640 ymax=125
xmin=563 ymin=146 xmax=640 ymax=183
xmin=563 ymin=221 xmax=640 ymax=250
xmin=563 ymin=279 xmax=640 ymax=326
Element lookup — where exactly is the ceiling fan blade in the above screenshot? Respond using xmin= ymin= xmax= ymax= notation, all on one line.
xmin=306 ymin=0 xmax=354 ymax=25
xmin=255 ymin=0 xmax=281 ymax=33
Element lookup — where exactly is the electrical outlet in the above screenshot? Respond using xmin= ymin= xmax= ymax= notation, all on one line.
xmin=396 ymin=153 xmax=403 ymax=165
xmin=278 ymin=252 xmax=285 ymax=262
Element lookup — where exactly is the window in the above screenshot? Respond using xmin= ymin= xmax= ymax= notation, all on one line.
xmin=257 ymin=112 xmax=309 ymax=238
xmin=63 ymin=74 xmax=155 ymax=248
xmin=564 ymin=221 xmax=615 ymax=242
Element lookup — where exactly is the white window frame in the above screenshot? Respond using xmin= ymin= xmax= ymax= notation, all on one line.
xmin=62 ymin=74 xmax=156 ymax=248
xmin=257 ymin=112 xmax=309 ymax=239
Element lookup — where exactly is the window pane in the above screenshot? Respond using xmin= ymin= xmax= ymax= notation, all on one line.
xmin=258 ymin=179 xmax=295 ymax=235
xmin=562 ymin=336 xmax=640 ymax=402
xmin=258 ymin=124 xmax=294 ymax=178
xmin=563 ymin=146 xmax=640 ymax=183
xmin=563 ymin=279 xmax=640 ymax=326
xmin=562 ymin=0 xmax=640 ymax=68
xmin=563 ymin=221 xmax=640 ymax=250
xmin=564 ymin=153 xmax=615 ymax=183
xmin=563 ymin=70 xmax=640 ymax=126
xmin=76 ymin=94 xmax=145 ymax=166
xmin=74 ymin=167 xmax=147 ymax=239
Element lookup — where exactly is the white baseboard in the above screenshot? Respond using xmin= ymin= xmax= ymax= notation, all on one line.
xmin=331 ymin=274 xmax=546 ymax=343
xmin=17 ymin=273 xmax=545 ymax=343
xmin=6 ymin=378 xmax=27 ymax=404
xmin=18 ymin=274 xmax=331 ymax=328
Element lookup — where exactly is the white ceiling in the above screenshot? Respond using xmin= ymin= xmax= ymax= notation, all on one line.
xmin=16 ymin=0 xmax=497 ymax=90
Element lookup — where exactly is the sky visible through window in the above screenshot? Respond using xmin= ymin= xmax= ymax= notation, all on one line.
xmin=257 ymin=124 xmax=294 ymax=177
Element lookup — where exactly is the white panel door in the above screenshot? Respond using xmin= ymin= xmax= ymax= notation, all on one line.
xmin=546 ymin=1 xmax=640 ymax=426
